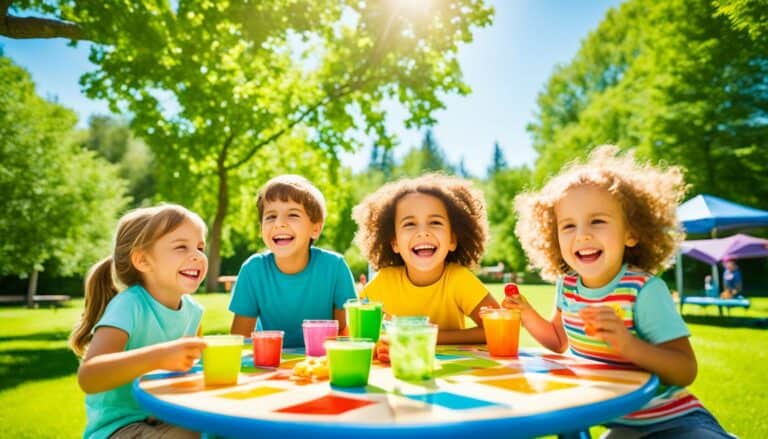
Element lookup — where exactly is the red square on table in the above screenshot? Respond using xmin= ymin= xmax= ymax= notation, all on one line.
xmin=275 ymin=394 xmax=376 ymax=415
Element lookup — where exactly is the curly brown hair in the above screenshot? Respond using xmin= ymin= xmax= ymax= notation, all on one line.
xmin=515 ymin=145 xmax=688 ymax=281
xmin=352 ymin=173 xmax=489 ymax=270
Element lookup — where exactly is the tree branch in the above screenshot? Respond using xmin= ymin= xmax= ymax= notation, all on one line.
xmin=1 ymin=3 xmax=88 ymax=41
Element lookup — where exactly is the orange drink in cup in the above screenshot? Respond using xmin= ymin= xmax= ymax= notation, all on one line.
xmin=481 ymin=308 xmax=520 ymax=357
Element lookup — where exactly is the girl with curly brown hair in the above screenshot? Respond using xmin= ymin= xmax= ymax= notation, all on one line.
xmin=505 ymin=145 xmax=730 ymax=438
xmin=352 ymin=173 xmax=499 ymax=357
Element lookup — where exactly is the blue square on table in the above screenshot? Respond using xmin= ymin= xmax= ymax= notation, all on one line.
xmin=403 ymin=391 xmax=502 ymax=410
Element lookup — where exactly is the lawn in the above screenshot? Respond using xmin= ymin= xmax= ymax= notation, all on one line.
xmin=1 ymin=285 xmax=765 ymax=438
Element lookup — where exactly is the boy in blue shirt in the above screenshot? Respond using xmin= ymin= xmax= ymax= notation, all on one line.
xmin=229 ymin=175 xmax=356 ymax=348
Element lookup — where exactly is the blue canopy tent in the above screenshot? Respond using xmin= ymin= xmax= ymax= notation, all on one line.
xmin=675 ymin=194 xmax=768 ymax=297
xmin=677 ymin=194 xmax=768 ymax=237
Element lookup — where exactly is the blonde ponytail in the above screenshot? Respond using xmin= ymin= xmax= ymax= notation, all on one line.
xmin=69 ymin=257 xmax=118 ymax=357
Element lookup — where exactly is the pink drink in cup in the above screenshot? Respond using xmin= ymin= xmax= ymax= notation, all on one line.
xmin=302 ymin=320 xmax=339 ymax=357
xmin=252 ymin=330 xmax=284 ymax=368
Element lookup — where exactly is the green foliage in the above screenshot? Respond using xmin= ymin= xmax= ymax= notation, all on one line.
xmin=83 ymin=115 xmax=155 ymax=207
xmin=486 ymin=141 xmax=508 ymax=177
xmin=483 ymin=166 xmax=533 ymax=271
xmin=528 ymin=0 xmax=768 ymax=207
xmin=0 ymin=56 xmax=128 ymax=280
xmin=26 ymin=0 xmax=493 ymax=288
xmin=398 ymin=129 xmax=455 ymax=177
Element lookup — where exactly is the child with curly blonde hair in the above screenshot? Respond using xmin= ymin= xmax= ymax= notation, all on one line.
xmin=353 ymin=173 xmax=499 ymax=357
xmin=506 ymin=145 xmax=730 ymax=437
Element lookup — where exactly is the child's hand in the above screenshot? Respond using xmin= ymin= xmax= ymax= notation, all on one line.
xmin=375 ymin=335 xmax=390 ymax=363
xmin=579 ymin=305 xmax=632 ymax=352
xmin=157 ymin=337 xmax=207 ymax=371
xmin=501 ymin=293 xmax=533 ymax=314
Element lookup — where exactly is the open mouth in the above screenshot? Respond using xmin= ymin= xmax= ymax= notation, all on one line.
xmin=180 ymin=269 xmax=201 ymax=280
xmin=273 ymin=234 xmax=294 ymax=246
xmin=412 ymin=244 xmax=437 ymax=258
xmin=575 ymin=248 xmax=602 ymax=263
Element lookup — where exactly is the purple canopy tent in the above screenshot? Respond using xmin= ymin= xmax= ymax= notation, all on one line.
xmin=680 ymin=234 xmax=768 ymax=265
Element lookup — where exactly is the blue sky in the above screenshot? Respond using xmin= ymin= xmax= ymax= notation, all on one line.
xmin=1 ymin=0 xmax=623 ymax=177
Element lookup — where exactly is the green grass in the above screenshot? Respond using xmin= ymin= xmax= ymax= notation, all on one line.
xmin=1 ymin=287 xmax=766 ymax=438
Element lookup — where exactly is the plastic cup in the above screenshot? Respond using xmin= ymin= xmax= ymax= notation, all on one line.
xmin=481 ymin=308 xmax=521 ymax=357
xmin=302 ymin=320 xmax=339 ymax=357
xmin=324 ymin=338 xmax=374 ymax=387
xmin=345 ymin=299 xmax=383 ymax=342
xmin=202 ymin=335 xmax=244 ymax=385
xmin=252 ymin=330 xmax=284 ymax=368
xmin=388 ymin=323 xmax=438 ymax=381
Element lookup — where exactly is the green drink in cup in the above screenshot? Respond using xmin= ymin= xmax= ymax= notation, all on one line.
xmin=202 ymin=335 xmax=243 ymax=386
xmin=324 ymin=338 xmax=374 ymax=387
xmin=344 ymin=299 xmax=383 ymax=342
xmin=388 ymin=323 xmax=438 ymax=381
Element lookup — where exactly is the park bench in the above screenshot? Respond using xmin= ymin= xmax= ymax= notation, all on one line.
xmin=0 ymin=294 xmax=71 ymax=307
xmin=217 ymin=275 xmax=238 ymax=292
xmin=679 ymin=296 xmax=750 ymax=317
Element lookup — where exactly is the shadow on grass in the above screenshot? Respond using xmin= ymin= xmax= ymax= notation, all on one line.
xmin=0 ymin=331 xmax=72 ymax=343
xmin=0 ymin=346 xmax=78 ymax=392
xmin=682 ymin=314 xmax=768 ymax=329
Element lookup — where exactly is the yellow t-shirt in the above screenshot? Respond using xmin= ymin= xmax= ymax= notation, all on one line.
xmin=361 ymin=263 xmax=488 ymax=330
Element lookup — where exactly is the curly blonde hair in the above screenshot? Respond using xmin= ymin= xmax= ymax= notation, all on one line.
xmin=515 ymin=145 xmax=687 ymax=281
xmin=353 ymin=173 xmax=489 ymax=270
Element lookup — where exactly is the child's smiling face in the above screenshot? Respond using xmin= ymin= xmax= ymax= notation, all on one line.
xmin=261 ymin=199 xmax=321 ymax=270
xmin=391 ymin=192 xmax=457 ymax=286
xmin=555 ymin=185 xmax=637 ymax=288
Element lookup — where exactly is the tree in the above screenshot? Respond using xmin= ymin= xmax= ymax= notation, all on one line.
xmin=83 ymin=115 xmax=155 ymax=207
xmin=0 ymin=54 xmax=128 ymax=305
xmin=1 ymin=1 xmax=493 ymax=290
xmin=528 ymin=0 xmax=768 ymax=208
xmin=486 ymin=141 xmax=508 ymax=177
xmin=483 ymin=166 xmax=532 ymax=272
xmin=400 ymin=129 xmax=454 ymax=176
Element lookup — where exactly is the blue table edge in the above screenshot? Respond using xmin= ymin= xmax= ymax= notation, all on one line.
xmin=132 ymin=373 xmax=659 ymax=439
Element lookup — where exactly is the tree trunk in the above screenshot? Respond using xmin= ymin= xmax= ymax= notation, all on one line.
xmin=26 ymin=269 xmax=38 ymax=308
xmin=205 ymin=165 xmax=229 ymax=292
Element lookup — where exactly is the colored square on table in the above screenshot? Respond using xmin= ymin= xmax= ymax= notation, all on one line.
xmin=275 ymin=394 xmax=376 ymax=415
xmin=519 ymin=357 xmax=567 ymax=373
xmin=450 ymin=358 xmax=500 ymax=369
xmin=332 ymin=384 xmax=387 ymax=395
xmin=479 ymin=376 xmax=578 ymax=393
xmin=282 ymin=353 xmax=305 ymax=360
xmin=241 ymin=365 xmax=278 ymax=374
xmin=470 ymin=366 xmax=523 ymax=377
xmin=432 ymin=362 xmax=474 ymax=378
xmin=219 ymin=386 xmax=286 ymax=400
xmin=278 ymin=358 xmax=303 ymax=369
xmin=403 ymin=391 xmax=501 ymax=410
xmin=436 ymin=353 xmax=464 ymax=360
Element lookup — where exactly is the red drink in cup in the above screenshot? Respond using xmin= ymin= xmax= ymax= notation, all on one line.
xmin=252 ymin=330 xmax=284 ymax=368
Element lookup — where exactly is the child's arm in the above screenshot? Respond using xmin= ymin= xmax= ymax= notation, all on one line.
xmin=437 ymin=293 xmax=499 ymax=344
xmin=579 ymin=306 xmax=697 ymax=386
xmin=333 ymin=308 xmax=347 ymax=335
xmin=503 ymin=294 xmax=568 ymax=353
xmin=77 ymin=327 xmax=206 ymax=394
xmin=230 ymin=314 xmax=257 ymax=337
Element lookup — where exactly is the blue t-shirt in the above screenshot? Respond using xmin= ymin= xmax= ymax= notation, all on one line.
xmin=556 ymin=264 xmax=690 ymax=344
xmin=83 ymin=285 xmax=204 ymax=439
xmin=228 ymin=247 xmax=357 ymax=348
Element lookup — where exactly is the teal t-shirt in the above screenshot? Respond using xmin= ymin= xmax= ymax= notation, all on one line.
xmin=228 ymin=247 xmax=357 ymax=348
xmin=555 ymin=264 xmax=690 ymax=344
xmin=83 ymin=285 xmax=204 ymax=439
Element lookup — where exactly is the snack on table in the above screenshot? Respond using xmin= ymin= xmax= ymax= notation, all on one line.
xmin=292 ymin=356 xmax=329 ymax=380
